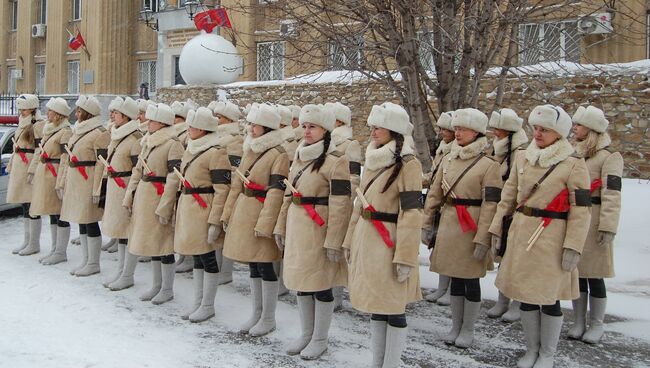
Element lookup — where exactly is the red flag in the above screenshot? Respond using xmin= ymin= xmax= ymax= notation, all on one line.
xmin=292 ymin=193 xmax=325 ymax=227
xmin=455 ymin=205 xmax=478 ymax=233
xmin=68 ymin=29 xmax=85 ymax=51
xmin=590 ymin=178 xmax=603 ymax=193
xmin=146 ymin=172 xmax=165 ymax=196
xmin=363 ymin=204 xmax=395 ymax=248
xmin=106 ymin=166 xmax=127 ymax=189
xmin=70 ymin=155 xmax=89 ymax=180
xmin=182 ymin=179 xmax=208 ymax=209
xmin=194 ymin=8 xmax=232 ymax=33
xmin=245 ymin=181 xmax=266 ymax=203
xmin=40 ymin=151 xmax=57 ymax=177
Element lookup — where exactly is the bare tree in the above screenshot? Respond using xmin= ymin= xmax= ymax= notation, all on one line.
xmin=229 ymin=0 xmax=646 ymax=170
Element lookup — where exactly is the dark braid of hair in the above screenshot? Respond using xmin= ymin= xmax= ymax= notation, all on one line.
xmin=381 ymin=132 xmax=404 ymax=193
xmin=262 ymin=126 xmax=273 ymax=135
xmin=312 ymin=131 xmax=331 ymax=172
xmin=502 ymin=132 xmax=514 ymax=182
xmin=31 ymin=109 xmax=37 ymax=124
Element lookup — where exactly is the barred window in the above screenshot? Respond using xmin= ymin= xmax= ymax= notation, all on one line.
xmin=10 ymin=1 xmax=18 ymax=30
xmin=67 ymin=61 xmax=80 ymax=94
xmin=138 ymin=60 xmax=157 ymax=93
xmin=329 ymin=35 xmax=364 ymax=70
xmin=519 ymin=21 xmax=581 ymax=65
xmin=143 ymin=0 xmax=158 ymax=12
xmin=36 ymin=64 xmax=46 ymax=95
xmin=40 ymin=0 xmax=47 ymax=24
xmin=7 ymin=67 xmax=17 ymax=94
xmin=257 ymin=41 xmax=285 ymax=81
xmin=418 ymin=31 xmax=436 ymax=72
xmin=72 ymin=0 xmax=82 ymax=21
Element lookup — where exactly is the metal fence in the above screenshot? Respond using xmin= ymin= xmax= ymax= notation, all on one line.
xmin=0 ymin=93 xmax=19 ymax=116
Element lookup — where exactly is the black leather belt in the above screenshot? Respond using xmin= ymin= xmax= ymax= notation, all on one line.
xmin=142 ymin=175 xmax=166 ymax=183
xmin=292 ymin=196 xmax=328 ymax=206
xmin=108 ymin=171 xmax=131 ymax=178
xmin=361 ymin=209 xmax=398 ymax=223
xmin=244 ymin=187 xmax=266 ymax=198
xmin=69 ymin=160 xmax=96 ymax=167
xmin=591 ymin=197 xmax=601 ymax=205
xmin=517 ymin=206 xmax=568 ymax=220
xmin=41 ymin=158 xmax=60 ymax=163
xmin=446 ymin=197 xmax=483 ymax=206
xmin=16 ymin=148 xmax=35 ymax=153
xmin=183 ymin=187 xmax=215 ymax=195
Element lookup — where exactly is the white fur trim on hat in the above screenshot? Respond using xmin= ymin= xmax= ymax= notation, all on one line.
xmin=207 ymin=101 xmax=218 ymax=111
xmin=251 ymin=104 xmax=281 ymax=130
xmin=108 ymin=97 xmax=123 ymax=112
xmin=572 ymin=105 xmax=609 ymax=134
xmin=145 ymin=103 xmax=175 ymax=126
xmin=436 ymin=111 xmax=453 ymax=131
xmin=137 ymin=99 xmax=155 ymax=113
xmin=451 ymin=108 xmax=488 ymax=134
xmin=46 ymin=97 xmax=71 ymax=117
xmin=115 ymin=97 xmax=139 ymax=120
xmin=332 ymin=102 xmax=351 ymax=126
xmin=171 ymin=101 xmax=191 ymax=119
xmin=75 ymin=95 xmax=101 ymax=116
xmin=528 ymin=105 xmax=572 ymax=138
xmin=489 ymin=108 xmax=524 ymax=132
xmin=300 ymin=104 xmax=335 ymax=132
xmin=16 ymin=94 xmax=39 ymax=110
xmin=188 ymin=107 xmax=218 ymax=132
xmin=367 ymin=102 xmax=412 ymax=136
xmin=289 ymin=105 xmax=301 ymax=119
xmin=214 ymin=101 xmax=242 ymax=122
xmin=276 ymin=105 xmax=293 ymax=127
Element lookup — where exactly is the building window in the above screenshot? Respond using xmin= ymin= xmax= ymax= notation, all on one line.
xmin=36 ymin=64 xmax=46 ymax=95
xmin=519 ymin=21 xmax=581 ymax=65
xmin=10 ymin=1 xmax=18 ymax=31
xmin=257 ymin=41 xmax=285 ymax=81
xmin=417 ymin=31 xmax=436 ymax=72
xmin=72 ymin=0 xmax=82 ymax=21
xmin=143 ymin=0 xmax=158 ymax=12
xmin=40 ymin=0 xmax=47 ymax=24
xmin=67 ymin=61 xmax=80 ymax=94
xmin=328 ymin=35 xmax=364 ymax=70
xmin=7 ymin=67 xmax=17 ymax=94
xmin=138 ymin=60 xmax=157 ymax=94
xmin=173 ymin=56 xmax=185 ymax=85
xmin=647 ymin=13 xmax=650 ymax=59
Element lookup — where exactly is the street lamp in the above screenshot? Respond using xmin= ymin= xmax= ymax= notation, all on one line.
xmin=140 ymin=6 xmax=159 ymax=31
xmin=184 ymin=1 xmax=201 ymax=20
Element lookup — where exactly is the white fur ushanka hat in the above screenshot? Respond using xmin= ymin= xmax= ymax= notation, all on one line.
xmin=572 ymin=105 xmax=609 ymax=134
xmin=367 ymin=102 xmax=413 ymax=136
xmin=451 ymin=108 xmax=488 ymax=134
xmin=528 ymin=105 xmax=572 ymax=138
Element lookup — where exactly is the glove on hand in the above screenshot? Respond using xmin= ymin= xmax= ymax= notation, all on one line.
xmin=561 ymin=248 xmax=581 ymax=272
xmin=207 ymin=225 xmax=221 ymax=244
xmin=274 ymin=234 xmax=285 ymax=251
xmin=598 ymin=231 xmax=615 ymax=247
xmin=396 ymin=264 xmax=412 ymax=283
xmin=473 ymin=243 xmax=489 ymax=260
xmin=326 ymin=248 xmax=342 ymax=263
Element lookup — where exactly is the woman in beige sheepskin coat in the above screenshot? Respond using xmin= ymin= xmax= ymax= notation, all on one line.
xmin=221 ymin=104 xmax=289 ymax=338
xmin=488 ymin=105 xmax=591 ymax=368
xmin=566 ymin=106 xmax=623 ymax=345
xmin=8 ymin=94 xmax=46 ymax=256
xmin=274 ymin=104 xmax=352 ymax=359
xmin=343 ymin=102 xmax=423 ymax=368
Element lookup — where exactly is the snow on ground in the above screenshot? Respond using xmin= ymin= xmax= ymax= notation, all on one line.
xmin=1 ymin=179 xmax=650 ymax=367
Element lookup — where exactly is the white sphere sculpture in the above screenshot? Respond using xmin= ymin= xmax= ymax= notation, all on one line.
xmin=178 ymin=32 xmax=242 ymax=85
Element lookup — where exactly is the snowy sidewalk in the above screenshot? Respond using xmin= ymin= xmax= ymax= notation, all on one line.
xmin=1 ymin=179 xmax=650 ymax=367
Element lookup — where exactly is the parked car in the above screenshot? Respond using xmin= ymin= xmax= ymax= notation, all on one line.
xmin=0 ymin=124 xmax=21 ymax=212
